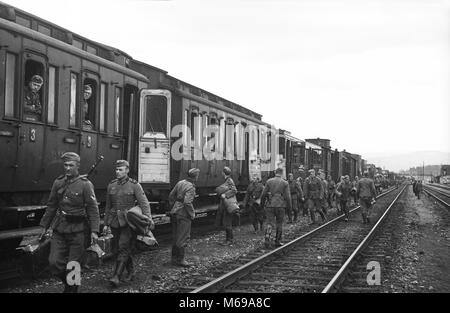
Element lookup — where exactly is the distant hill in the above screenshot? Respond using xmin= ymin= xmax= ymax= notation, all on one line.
xmin=365 ymin=151 xmax=450 ymax=172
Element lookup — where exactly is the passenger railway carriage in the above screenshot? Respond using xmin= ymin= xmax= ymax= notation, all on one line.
xmin=0 ymin=2 xmax=376 ymax=259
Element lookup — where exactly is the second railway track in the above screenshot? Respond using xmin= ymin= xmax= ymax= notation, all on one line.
xmin=183 ymin=185 xmax=407 ymax=293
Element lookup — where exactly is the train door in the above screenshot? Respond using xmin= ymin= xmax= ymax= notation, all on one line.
xmin=15 ymin=52 xmax=47 ymax=191
xmin=0 ymin=51 xmax=19 ymax=192
xmin=123 ymin=84 xmax=139 ymax=177
xmin=138 ymin=89 xmax=171 ymax=184
xmin=247 ymin=124 xmax=261 ymax=180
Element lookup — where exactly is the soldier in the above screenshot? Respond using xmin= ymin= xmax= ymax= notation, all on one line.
xmin=168 ymin=168 xmax=200 ymax=267
xmin=103 ymin=160 xmax=152 ymax=287
xmin=38 ymin=152 xmax=99 ymax=293
xmin=23 ymin=74 xmax=43 ymax=121
xmin=82 ymin=84 xmax=94 ymax=130
xmin=318 ymin=170 xmax=329 ymax=216
xmin=287 ymin=173 xmax=304 ymax=223
xmin=351 ymin=176 xmax=359 ymax=205
xmin=356 ymin=172 xmax=377 ymax=224
xmin=336 ymin=175 xmax=352 ymax=221
xmin=414 ymin=180 xmax=423 ymax=199
xmin=326 ymin=175 xmax=336 ymax=210
xmin=296 ymin=167 xmax=308 ymax=217
xmin=243 ymin=173 xmax=265 ymax=233
xmin=335 ymin=176 xmax=344 ymax=214
xmin=260 ymin=168 xmax=291 ymax=248
xmin=303 ymin=169 xmax=325 ymax=225
xmin=215 ymin=167 xmax=238 ymax=245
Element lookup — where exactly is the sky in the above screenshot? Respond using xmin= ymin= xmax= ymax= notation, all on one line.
xmin=5 ymin=0 xmax=450 ymax=171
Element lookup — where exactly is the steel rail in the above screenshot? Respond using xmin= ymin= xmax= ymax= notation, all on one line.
xmin=423 ymin=187 xmax=450 ymax=209
xmin=321 ymin=184 xmax=407 ymax=293
xmin=191 ymin=186 xmax=401 ymax=293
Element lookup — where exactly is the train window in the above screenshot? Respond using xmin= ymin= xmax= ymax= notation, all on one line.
xmin=143 ymin=95 xmax=168 ymax=138
xmin=23 ymin=60 xmax=45 ymax=122
xmin=38 ymin=24 xmax=51 ymax=36
xmin=4 ymin=53 xmax=17 ymax=118
xmin=114 ymin=87 xmax=122 ymax=134
xmin=82 ymin=78 xmax=97 ymax=131
xmin=99 ymin=83 xmax=107 ymax=132
xmin=72 ymin=38 xmax=83 ymax=50
xmin=69 ymin=73 xmax=78 ymax=127
xmin=47 ymin=66 xmax=57 ymax=124
xmin=209 ymin=115 xmax=217 ymax=152
xmin=16 ymin=15 xmax=31 ymax=28
xmin=203 ymin=114 xmax=208 ymax=145
xmin=183 ymin=109 xmax=189 ymax=148
xmin=190 ymin=111 xmax=198 ymax=142
xmin=86 ymin=45 xmax=98 ymax=55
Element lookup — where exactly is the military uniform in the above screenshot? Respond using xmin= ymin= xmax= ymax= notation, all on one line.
xmin=356 ymin=177 xmax=377 ymax=223
xmin=336 ymin=180 xmax=352 ymax=220
xmin=287 ymin=179 xmax=303 ymax=223
xmin=105 ymin=176 xmax=150 ymax=266
xmin=320 ymin=178 xmax=329 ymax=214
xmin=260 ymin=173 xmax=291 ymax=247
xmin=215 ymin=175 xmax=238 ymax=244
xmin=39 ymin=173 xmax=99 ymax=291
xmin=327 ymin=179 xmax=336 ymax=209
xmin=303 ymin=175 xmax=325 ymax=224
xmin=23 ymin=86 xmax=42 ymax=121
xmin=297 ymin=176 xmax=308 ymax=216
xmin=243 ymin=180 xmax=265 ymax=232
xmin=168 ymin=177 xmax=196 ymax=266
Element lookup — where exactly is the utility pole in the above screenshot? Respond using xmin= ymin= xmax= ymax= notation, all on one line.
xmin=423 ymin=161 xmax=425 ymax=182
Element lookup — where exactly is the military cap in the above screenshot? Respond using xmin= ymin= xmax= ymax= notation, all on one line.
xmin=308 ymin=169 xmax=315 ymax=174
xmin=31 ymin=74 xmax=43 ymax=85
xmin=288 ymin=173 xmax=294 ymax=178
xmin=223 ymin=167 xmax=232 ymax=176
xmin=298 ymin=165 xmax=305 ymax=171
xmin=188 ymin=168 xmax=200 ymax=178
xmin=61 ymin=152 xmax=80 ymax=162
xmin=116 ymin=160 xmax=129 ymax=168
xmin=275 ymin=168 xmax=283 ymax=174
xmin=84 ymin=84 xmax=92 ymax=93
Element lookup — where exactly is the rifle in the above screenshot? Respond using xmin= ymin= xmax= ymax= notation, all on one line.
xmin=36 ymin=155 xmax=105 ymax=246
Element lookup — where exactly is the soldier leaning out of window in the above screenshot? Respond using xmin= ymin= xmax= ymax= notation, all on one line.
xmin=82 ymin=84 xmax=93 ymax=130
xmin=23 ymin=74 xmax=44 ymax=121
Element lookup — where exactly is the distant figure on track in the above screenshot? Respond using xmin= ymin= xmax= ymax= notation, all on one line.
xmin=304 ymin=169 xmax=325 ymax=225
xmin=413 ymin=180 xmax=423 ymax=199
xmin=260 ymin=168 xmax=292 ymax=248
xmin=336 ymin=175 xmax=352 ymax=222
xmin=243 ymin=173 xmax=265 ymax=233
xmin=356 ymin=172 xmax=377 ymax=224
xmin=215 ymin=167 xmax=238 ymax=245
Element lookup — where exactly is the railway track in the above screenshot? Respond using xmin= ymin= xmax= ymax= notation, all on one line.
xmin=423 ymin=184 xmax=450 ymax=208
xmin=184 ymin=185 xmax=406 ymax=293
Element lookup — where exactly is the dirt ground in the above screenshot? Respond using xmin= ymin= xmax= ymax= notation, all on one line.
xmin=382 ymin=185 xmax=450 ymax=292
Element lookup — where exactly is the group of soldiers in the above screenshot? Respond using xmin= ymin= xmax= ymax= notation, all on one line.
xmin=242 ymin=167 xmax=378 ymax=248
xmin=38 ymin=153 xmax=154 ymax=292
xmin=37 ymin=152 xmax=378 ymax=292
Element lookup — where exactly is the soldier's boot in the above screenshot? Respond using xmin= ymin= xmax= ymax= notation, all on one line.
xmin=123 ymin=257 xmax=135 ymax=282
xmin=361 ymin=213 xmax=367 ymax=224
xmin=171 ymin=246 xmax=179 ymax=265
xmin=264 ymin=227 xmax=272 ymax=248
xmin=176 ymin=247 xmax=191 ymax=268
xmin=293 ymin=211 xmax=298 ymax=222
xmin=275 ymin=230 xmax=283 ymax=247
xmin=309 ymin=210 xmax=316 ymax=225
xmin=108 ymin=262 xmax=118 ymax=279
xmin=319 ymin=211 xmax=327 ymax=222
xmin=109 ymin=260 xmax=126 ymax=288
xmin=228 ymin=229 xmax=234 ymax=245
xmin=253 ymin=223 xmax=259 ymax=233
xmin=58 ymin=272 xmax=70 ymax=293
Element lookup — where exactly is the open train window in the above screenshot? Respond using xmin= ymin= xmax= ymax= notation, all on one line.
xmin=23 ymin=59 xmax=45 ymax=122
xmin=47 ymin=66 xmax=57 ymax=124
xmin=99 ymin=83 xmax=107 ymax=132
xmin=4 ymin=53 xmax=17 ymax=118
xmin=82 ymin=78 xmax=97 ymax=131
xmin=142 ymin=94 xmax=167 ymax=138
xmin=209 ymin=114 xmax=218 ymax=152
xmin=114 ymin=87 xmax=122 ymax=134
xmin=69 ymin=73 xmax=78 ymax=127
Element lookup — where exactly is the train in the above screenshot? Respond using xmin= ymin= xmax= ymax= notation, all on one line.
xmin=0 ymin=2 xmax=396 ymax=257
